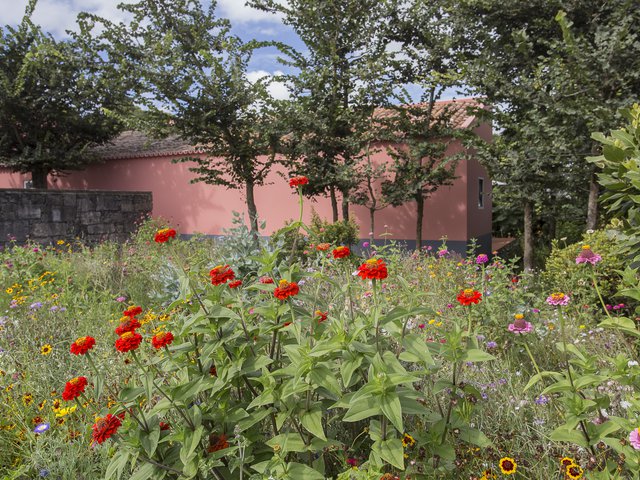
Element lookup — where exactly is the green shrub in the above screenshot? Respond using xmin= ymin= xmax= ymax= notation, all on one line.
xmin=543 ymin=228 xmax=626 ymax=307
xmin=310 ymin=211 xmax=359 ymax=246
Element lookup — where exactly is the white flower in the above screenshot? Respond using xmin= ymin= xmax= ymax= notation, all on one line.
xmin=620 ymin=400 xmax=632 ymax=410
xmin=628 ymin=360 xmax=639 ymax=368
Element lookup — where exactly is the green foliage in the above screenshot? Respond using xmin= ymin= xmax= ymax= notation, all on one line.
xmin=0 ymin=0 xmax=129 ymax=187
xmin=543 ymin=229 xmax=626 ymax=306
xmin=310 ymin=211 xmax=359 ymax=247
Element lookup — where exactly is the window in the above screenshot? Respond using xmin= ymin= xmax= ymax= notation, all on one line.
xmin=478 ymin=177 xmax=484 ymax=209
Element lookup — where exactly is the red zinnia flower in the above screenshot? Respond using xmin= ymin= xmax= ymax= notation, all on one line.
xmin=151 ymin=331 xmax=174 ymax=349
xmin=115 ymin=331 xmax=143 ymax=353
xmin=273 ymin=279 xmax=300 ymax=300
xmin=259 ymin=276 xmax=274 ymax=284
xmin=332 ymin=246 xmax=350 ymax=259
xmin=316 ymin=243 xmax=331 ymax=251
xmin=70 ymin=336 xmax=96 ymax=355
xmin=210 ymin=265 xmax=235 ymax=286
xmin=315 ymin=310 xmax=328 ymax=322
xmin=114 ymin=318 xmax=141 ymax=336
xmin=456 ymin=289 xmax=482 ymax=306
xmin=123 ymin=306 xmax=142 ymax=318
xmin=228 ymin=280 xmax=242 ymax=289
xmin=289 ymin=176 xmax=309 ymax=188
xmin=357 ymin=258 xmax=388 ymax=280
xmin=154 ymin=228 xmax=176 ymax=243
xmin=91 ymin=414 xmax=122 ymax=444
xmin=208 ymin=433 xmax=229 ymax=453
xmin=62 ymin=376 xmax=88 ymax=401
xmin=160 ymin=422 xmax=171 ymax=431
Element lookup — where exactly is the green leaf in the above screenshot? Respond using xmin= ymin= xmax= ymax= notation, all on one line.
xmin=309 ymin=364 xmax=342 ymax=398
xmin=301 ymin=408 xmax=327 ymax=441
xmin=129 ymin=463 xmax=157 ymax=480
xmin=458 ymin=427 xmax=492 ymax=447
xmin=180 ymin=425 xmax=204 ymax=465
xmin=379 ymin=391 xmax=403 ymax=433
xmin=548 ymin=425 xmax=589 ymax=448
xmin=286 ymin=462 xmax=326 ymax=480
xmin=140 ymin=428 xmax=161 ymax=457
xmin=104 ymin=451 xmax=130 ymax=480
xmin=266 ymin=433 xmax=307 ymax=453
xmin=461 ymin=349 xmax=495 ymax=363
xmin=599 ymin=317 xmax=640 ymax=337
xmin=344 ymin=395 xmax=381 ymax=423
xmin=402 ymin=333 xmax=435 ymax=366
xmin=377 ymin=438 xmax=405 ymax=470
xmin=523 ymin=371 xmax=563 ymax=392
xmin=341 ymin=353 xmax=363 ymax=388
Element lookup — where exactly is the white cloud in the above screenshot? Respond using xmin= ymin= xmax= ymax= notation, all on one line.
xmin=246 ymin=69 xmax=290 ymax=100
xmin=0 ymin=0 xmax=133 ymax=37
xmin=216 ymin=0 xmax=285 ymax=24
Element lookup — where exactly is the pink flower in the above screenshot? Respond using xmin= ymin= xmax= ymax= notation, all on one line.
xmin=476 ymin=254 xmax=489 ymax=264
xmin=508 ymin=319 xmax=533 ymax=334
xmin=630 ymin=428 xmax=640 ymax=450
xmin=546 ymin=292 xmax=570 ymax=306
xmin=576 ymin=245 xmax=602 ymax=265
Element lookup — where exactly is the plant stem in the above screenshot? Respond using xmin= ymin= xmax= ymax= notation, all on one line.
xmin=523 ymin=342 xmax=542 ymax=378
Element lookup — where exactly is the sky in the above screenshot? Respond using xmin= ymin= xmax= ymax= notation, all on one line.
xmin=0 ymin=0 xmax=459 ymax=102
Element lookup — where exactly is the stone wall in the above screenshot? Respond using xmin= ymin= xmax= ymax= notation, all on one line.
xmin=0 ymin=189 xmax=152 ymax=246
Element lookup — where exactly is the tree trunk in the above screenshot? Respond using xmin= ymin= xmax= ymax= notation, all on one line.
xmin=587 ymin=172 xmax=599 ymax=231
xmin=523 ymin=200 xmax=534 ymax=272
xmin=341 ymin=194 xmax=349 ymax=221
xmin=329 ymin=186 xmax=339 ymax=223
xmin=245 ymin=178 xmax=259 ymax=241
xmin=369 ymin=207 xmax=375 ymax=245
xmin=415 ymin=193 xmax=424 ymax=251
xmin=31 ymin=167 xmax=48 ymax=189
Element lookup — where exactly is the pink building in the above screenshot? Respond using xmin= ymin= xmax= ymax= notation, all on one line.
xmin=0 ymin=98 xmax=492 ymax=253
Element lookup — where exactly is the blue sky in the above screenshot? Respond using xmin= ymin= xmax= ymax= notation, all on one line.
xmin=1 ymin=0 xmax=460 ymax=102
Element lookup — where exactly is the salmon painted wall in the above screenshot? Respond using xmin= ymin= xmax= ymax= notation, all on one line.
xmin=0 ymin=124 xmax=491 ymax=245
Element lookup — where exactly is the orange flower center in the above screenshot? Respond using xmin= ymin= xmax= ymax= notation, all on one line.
xmin=582 ymin=245 xmax=591 ymax=250
xmin=366 ymin=258 xmax=378 ymax=266
xmin=279 ymin=279 xmax=289 ymax=287
xmin=76 ymin=337 xmax=87 ymax=346
xmin=514 ymin=313 xmax=524 ymax=320
xmin=463 ymin=288 xmax=474 ymax=296
xmin=121 ymin=332 xmax=134 ymax=339
xmin=70 ymin=377 xmax=80 ymax=385
xmin=551 ymin=293 xmax=565 ymax=301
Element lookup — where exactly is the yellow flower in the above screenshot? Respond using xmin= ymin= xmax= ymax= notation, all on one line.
xmin=55 ymin=405 xmax=77 ymax=418
xmin=547 ymin=323 xmax=556 ymax=331
xmin=401 ymin=433 xmax=415 ymax=448
xmin=57 ymin=240 xmax=65 ymax=245
xmin=579 ymin=325 xmax=586 ymax=329
xmin=514 ymin=313 xmax=524 ymax=320
xmin=22 ymin=393 xmax=34 ymax=407
xmin=566 ymin=463 xmax=583 ymax=479
xmin=37 ymin=400 xmax=47 ymax=411
xmin=5 ymin=288 xmax=13 ymax=294
xmin=499 ymin=457 xmax=517 ymax=475
xmin=40 ymin=344 xmax=53 ymax=355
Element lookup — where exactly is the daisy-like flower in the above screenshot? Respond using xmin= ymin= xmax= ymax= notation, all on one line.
xmin=332 ymin=246 xmax=351 ymax=259
xmin=566 ymin=463 xmax=583 ymax=479
xmin=123 ymin=306 xmax=143 ymax=318
xmin=316 ymin=243 xmax=331 ymax=251
xmin=401 ymin=433 xmax=415 ymax=448
xmin=55 ymin=405 xmax=77 ymax=418
xmin=560 ymin=457 xmax=574 ymax=468
xmin=288 ymin=176 xmax=309 ymax=188
xmin=476 ymin=253 xmax=489 ymax=264
xmin=357 ymin=258 xmax=388 ymax=280
xmin=508 ymin=314 xmax=533 ymax=334
xmin=115 ymin=331 xmax=143 ymax=353
xmin=151 ymin=331 xmax=174 ymax=350
xmin=456 ymin=288 xmax=482 ymax=306
xmin=114 ymin=318 xmax=141 ymax=336
xmin=37 ymin=400 xmax=47 ymax=411
xmin=22 ymin=393 xmax=34 ymax=407
xmin=70 ymin=336 xmax=95 ymax=355
xmin=62 ymin=377 xmax=88 ymax=401
xmin=33 ymin=422 xmax=50 ymax=434
xmin=629 ymin=428 xmax=640 ymax=450
xmin=209 ymin=265 xmax=235 ymax=286
xmin=546 ymin=292 xmax=570 ymax=306
xmin=481 ymin=469 xmax=496 ymax=480
xmin=207 ymin=433 xmax=229 ymax=453
xmin=274 ymin=280 xmax=300 ymax=300
xmin=40 ymin=344 xmax=52 ymax=355
xmin=315 ymin=310 xmax=328 ymax=322
xmin=91 ymin=414 xmax=121 ymax=444
xmin=575 ymin=245 xmax=602 ymax=265
xmin=499 ymin=457 xmax=517 ymax=475
xmin=228 ymin=280 xmax=242 ymax=289
xmin=154 ymin=228 xmax=176 ymax=243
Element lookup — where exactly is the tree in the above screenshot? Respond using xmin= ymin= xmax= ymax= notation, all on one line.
xmin=0 ymin=0 xmax=128 ymax=188
xmin=88 ymin=0 xmax=285 ymax=237
xmin=381 ymin=100 xmax=461 ymax=249
xmin=250 ymin=0 xmax=399 ymax=222
xmin=447 ymin=0 xmax=640 ymax=269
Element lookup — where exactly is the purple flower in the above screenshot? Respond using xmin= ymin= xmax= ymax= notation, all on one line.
xmin=475 ymin=254 xmax=489 ymax=264
xmin=362 ymin=242 xmax=370 ymax=248
xmin=116 ymin=296 xmax=127 ymax=303
xmin=630 ymin=428 xmax=640 ymax=450
xmin=546 ymin=293 xmax=570 ymax=306
xmin=532 ymin=308 xmax=540 ymax=314
xmin=486 ymin=341 xmax=498 ymax=349
xmin=30 ymin=302 xmax=43 ymax=310
xmin=535 ymin=395 xmax=549 ymax=405
xmin=49 ymin=306 xmax=58 ymax=312
xmin=437 ymin=249 xmax=448 ymax=257
xmin=576 ymin=245 xmax=602 ymax=265
xmin=34 ymin=423 xmax=50 ymax=434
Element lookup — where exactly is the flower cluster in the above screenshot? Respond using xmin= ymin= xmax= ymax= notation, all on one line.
xmin=274 ymin=280 xmax=300 ymax=300
xmin=154 ymin=228 xmax=177 ymax=243
xmin=210 ymin=265 xmax=235 ymax=286
xmin=357 ymin=258 xmax=388 ymax=280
